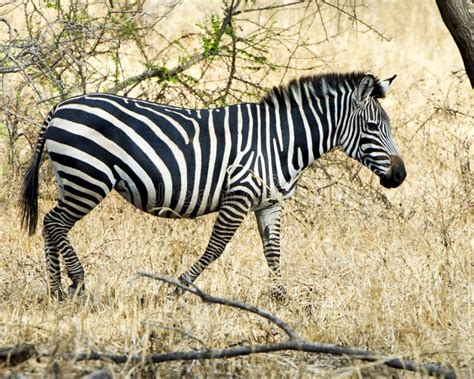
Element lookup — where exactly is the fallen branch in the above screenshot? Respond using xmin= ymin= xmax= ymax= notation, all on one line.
xmin=84 ymin=272 xmax=454 ymax=378
xmin=65 ymin=341 xmax=456 ymax=379
xmin=0 ymin=274 xmax=457 ymax=378
xmin=139 ymin=272 xmax=300 ymax=340
xmin=0 ymin=344 xmax=37 ymax=367
xmin=0 ymin=339 xmax=456 ymax=378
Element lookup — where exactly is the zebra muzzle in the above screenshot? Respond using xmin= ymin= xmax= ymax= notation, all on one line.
xmin=380 ymin=155 xmax=406 ymax=189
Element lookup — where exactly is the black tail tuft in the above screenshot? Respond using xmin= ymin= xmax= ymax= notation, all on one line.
xmin=21 ymin=108 xmax=54 ymax=235
xmin=21 ymin=156 xmax=41 ymax=235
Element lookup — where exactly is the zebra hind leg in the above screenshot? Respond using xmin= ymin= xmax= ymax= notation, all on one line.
xmin=42 ymin=230 xmax=65 ymax=301
xmin=43 ymin=158 xmax=114 ymax=300
xmin=43 ymin=204 xmax=87 ymax=299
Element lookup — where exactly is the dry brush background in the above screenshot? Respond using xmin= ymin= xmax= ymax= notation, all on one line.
xmin=0 ymin=0 xmax=472 ymax=377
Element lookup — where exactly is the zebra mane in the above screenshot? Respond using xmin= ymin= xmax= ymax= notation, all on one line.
xmin=260 ymin=71 xmax=386 ymax=105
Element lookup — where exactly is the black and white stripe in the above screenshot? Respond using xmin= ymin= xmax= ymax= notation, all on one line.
xmin=21 ymin=72 xmax=406 ymax=299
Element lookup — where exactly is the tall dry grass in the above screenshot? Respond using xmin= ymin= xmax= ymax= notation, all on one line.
xmin=0 ymin=0 xmax=472 ymax=377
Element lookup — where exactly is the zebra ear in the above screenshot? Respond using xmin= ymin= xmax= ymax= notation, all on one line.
xmin=355 ymin=74 xmax=375 ymax=104
xmin=378 ymin=74 xmax=397 ymax=97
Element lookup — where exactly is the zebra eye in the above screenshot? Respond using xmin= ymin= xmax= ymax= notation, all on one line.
xmin=367 ymin=122 xmax=379 ymax=132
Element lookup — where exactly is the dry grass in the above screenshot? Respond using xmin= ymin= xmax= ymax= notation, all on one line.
xmin=0 ymin=0 xmax=472 ymax=377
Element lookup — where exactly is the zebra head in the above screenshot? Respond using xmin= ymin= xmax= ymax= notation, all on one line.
xmin=342 ymin=74 xmax=406 ymax=189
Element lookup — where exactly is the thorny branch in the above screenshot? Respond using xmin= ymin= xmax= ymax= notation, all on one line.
xmin=108 ymin=0 xmax=241 ymax=94
xmin=107 ymin=52 xmax=207 ymax=94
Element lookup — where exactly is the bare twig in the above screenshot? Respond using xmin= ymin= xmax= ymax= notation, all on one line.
xmin=321 ymin=1 xmax=390 ymax=41
xmin=234 ymin=0 xmax=304 ymax=15
xmin=434 ymin=105 xmax=474 ymax=119
xmin=144 ymin=321 xmax=209 ymax=349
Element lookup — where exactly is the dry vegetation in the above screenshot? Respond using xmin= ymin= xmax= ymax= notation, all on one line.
xmin=0 ymin=0 xmax=472 ymax=377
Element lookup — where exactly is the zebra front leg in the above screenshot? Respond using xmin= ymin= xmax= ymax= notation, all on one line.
xmin=255 ymin=203 xmax=286 ymax=300
xmin=44 ymin=205 xmax=85 ymax=300
xmin=178 ymin=194 xmax=251 ymax=289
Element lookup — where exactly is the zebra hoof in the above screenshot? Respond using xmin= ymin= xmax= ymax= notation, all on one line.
xmin=50 ymin=287 xmax=67 ymax=302
xmin=69 ymin=281 xmax=85 ymax=300
xmin=172 ymin=274 xmax=192 ymax=296
xmin=271 ymin=285 xmax=287 ymax=302
xmin=168 ymin=284 xmax=186 ymax=298
xmin=172 ymin=286 xmax=185 ymax=297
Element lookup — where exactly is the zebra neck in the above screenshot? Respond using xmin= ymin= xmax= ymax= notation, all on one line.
xmin=263 ymin=92 xmax=343 ymax=182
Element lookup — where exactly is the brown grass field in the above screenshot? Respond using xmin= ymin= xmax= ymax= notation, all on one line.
xmin=0 ymin=1 xmax=472 ymax=377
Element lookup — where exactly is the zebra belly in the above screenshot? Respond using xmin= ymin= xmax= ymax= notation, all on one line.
xmin=114 ymin=174 xmax=220 ymax=218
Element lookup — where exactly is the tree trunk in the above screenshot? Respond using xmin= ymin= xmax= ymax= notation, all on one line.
xmin=436 ymin=0 xmax=474 ymax=88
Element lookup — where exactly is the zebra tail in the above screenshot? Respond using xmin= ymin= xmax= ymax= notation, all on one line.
xmin=21 ymin=109 xmax=55 ymax=235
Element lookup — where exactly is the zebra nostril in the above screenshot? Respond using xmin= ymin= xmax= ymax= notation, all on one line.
xmin=392 ymin=167 xmax=407 ymax=184
xmin=390 ymin=155 xmax=406 ymax=184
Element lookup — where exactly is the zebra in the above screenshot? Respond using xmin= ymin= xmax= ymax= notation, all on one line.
xmin=21 ymin=72 xmax=406 ymax=300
